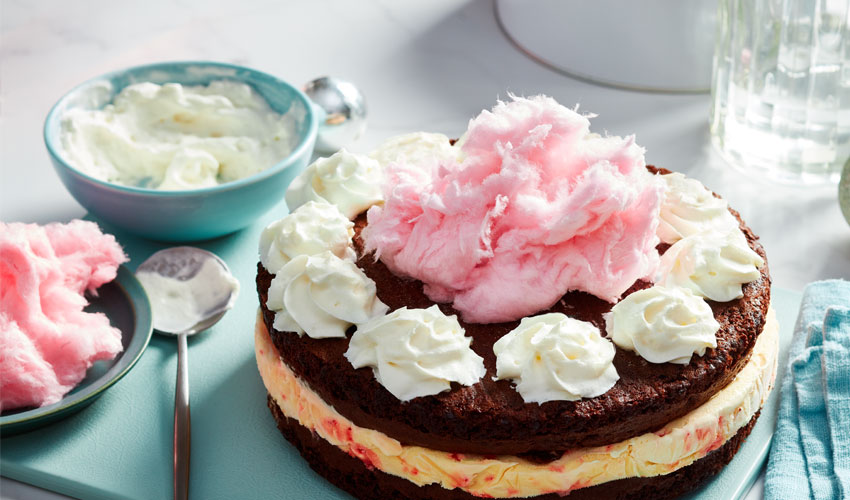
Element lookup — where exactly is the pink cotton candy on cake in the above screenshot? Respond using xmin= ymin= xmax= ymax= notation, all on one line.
xmin=0 ymin=220 xmax=127 ymax=411
xmin=364 ymin=96 xmax=663 ymax=323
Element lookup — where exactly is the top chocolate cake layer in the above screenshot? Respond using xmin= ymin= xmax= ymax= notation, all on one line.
xmin=256 ymin=167 xmax=771 ymax=456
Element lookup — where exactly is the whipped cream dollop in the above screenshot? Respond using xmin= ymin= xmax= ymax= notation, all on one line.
xmin=345 ymin=305 xmax=486 ymax=401
xmin=605 ymin=286 xmax=719 ymax=364
xmin=259 ymin=201 xmax=355 ymax=274
xmin=285 ymin=149 xmax=384 ymax=219
xmin=266 ymin=251 xmax=387 ymax=338
xmin=493 ymin=313 xmax=619 ymax=403
xmin=368 ymin=132 xmax=460 ymax=168
xmin=364 ymin=95 xmax=663 ymax=324
xmin=656 ymin=231 xmax=764 ymax=302
xmin=657 ymin=173 xmax=740 ymax=244
xmin=60 ymin=80 xmax=300 ymax=190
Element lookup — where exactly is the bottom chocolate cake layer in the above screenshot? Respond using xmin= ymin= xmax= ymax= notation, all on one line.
xmin=266 ymin=394 xmax=760 ymax=500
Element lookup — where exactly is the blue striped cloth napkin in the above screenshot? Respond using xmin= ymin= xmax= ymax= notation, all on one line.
xmin=765 ymin=279 xmax=850 ymax=500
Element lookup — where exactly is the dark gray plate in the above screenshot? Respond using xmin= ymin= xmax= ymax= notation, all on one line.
xmin=0 ymin=265 xmax=153 ymax=436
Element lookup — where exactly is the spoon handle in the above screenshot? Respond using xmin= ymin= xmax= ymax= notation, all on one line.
xmin=174 ymin=332 xmax=190 ymax=500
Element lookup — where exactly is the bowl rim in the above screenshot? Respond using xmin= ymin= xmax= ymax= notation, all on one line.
xmin=43 ymin=60 xmax=318 ymax=197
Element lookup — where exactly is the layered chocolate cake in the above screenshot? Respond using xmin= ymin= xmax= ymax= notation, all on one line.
xmin=254 ymin=96 xmax=777 ymax=499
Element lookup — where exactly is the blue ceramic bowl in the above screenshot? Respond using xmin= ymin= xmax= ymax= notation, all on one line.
xmin=44 ymin=61 xmax=318 ymax=241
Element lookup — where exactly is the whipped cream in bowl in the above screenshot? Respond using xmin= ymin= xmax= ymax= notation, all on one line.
xmin=44 ymin=61 xmax=319 ymax=241
xmin=59 ymin=80 xmax=300 ymax=190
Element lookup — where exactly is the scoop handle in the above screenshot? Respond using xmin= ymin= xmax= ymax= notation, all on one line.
xmin=174 ymin=332 xmax=191 ymax=500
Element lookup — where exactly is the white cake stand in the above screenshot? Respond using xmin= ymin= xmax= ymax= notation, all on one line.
xmin=494 ymin=0 xmax=716 ymax=94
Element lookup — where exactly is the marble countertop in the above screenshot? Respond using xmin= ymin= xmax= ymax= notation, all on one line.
xmin=1 ymin=1 xmax=848 ymax=499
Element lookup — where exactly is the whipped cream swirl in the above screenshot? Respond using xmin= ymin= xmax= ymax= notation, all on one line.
xmin=493 ymin=313 xmax=619 ymax=404
xmin=266 ymin=251 xmax=388 ymax=338
xmin=285 ymin=149 xmax=383 ymax=219
xmin=345 ymin=305 xmax=485 ymax=401
xmin=259 ymin=201 xmax=355 ymax=274
xmin=657 ymin=173 xmax=739 ymax=244
xmin=368 ymin=132 xmax=459 ymax=168
xmin=158 ymin=149 xmax=220 ymax=190
xmin=605 ymin=286 xmax=719 ymax=364
xmin=656 ymin=231 xmax=764 ymax=302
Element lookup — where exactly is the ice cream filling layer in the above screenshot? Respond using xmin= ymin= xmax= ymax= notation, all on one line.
xmin=364 ymin=96 xmax=663 ymax=324
xmin=255 ymin=307 xmax=778 ymax=498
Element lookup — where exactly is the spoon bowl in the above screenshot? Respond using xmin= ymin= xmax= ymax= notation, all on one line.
xmin=137 ymin=247 xmax=238 ymax=335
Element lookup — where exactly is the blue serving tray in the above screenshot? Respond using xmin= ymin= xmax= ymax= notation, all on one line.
xmin=0 ymin=197 xmax=798 ymax=500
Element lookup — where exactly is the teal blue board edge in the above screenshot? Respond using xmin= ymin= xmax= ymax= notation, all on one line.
xmin=0 ymin=199 xmax=800 ymax=500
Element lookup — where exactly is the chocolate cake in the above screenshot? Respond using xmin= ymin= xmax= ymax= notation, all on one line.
xmin=256 ymin=198 xmax=770 ymax=456
xmin=253 ymin=97 xmax=778 ymax=499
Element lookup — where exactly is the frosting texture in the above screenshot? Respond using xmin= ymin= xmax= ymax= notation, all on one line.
xmin=266 ymin=252 xmax=387 ymax=338
xmin=364 ymin=95 xmax=663 ymax=323
xmin=657 ymin=173 xmax=739 ymax=244
xmin=369 ymin=132 xmax=459 ymax=168
xmin=286 ymin=149 xmax=383 ymax=219
xmin=493 ymin=313 xmax=619 ymax=403
xmin=656 ymin=232 xmax=764 ymax=302
xmin=346 ymin=305 xmax=485 ymax=401
xmin=606 ymin=286 xmax=719 ymax=364
xmin=259 ymin=201 xmax=354 ymax=274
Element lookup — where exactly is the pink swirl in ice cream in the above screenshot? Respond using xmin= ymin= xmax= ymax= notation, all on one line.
xmin=364 ymin=96 xmax=663 ymax=323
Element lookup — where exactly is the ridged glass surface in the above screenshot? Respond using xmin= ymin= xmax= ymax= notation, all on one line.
xmin=711 ymin=0 xmax=850 ymax=184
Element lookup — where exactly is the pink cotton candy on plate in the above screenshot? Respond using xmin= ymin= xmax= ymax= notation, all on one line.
xmin=365 ymin=96 xmax=663 ymax=323
xmin=0 ymin=220 xmax=127 ymax=411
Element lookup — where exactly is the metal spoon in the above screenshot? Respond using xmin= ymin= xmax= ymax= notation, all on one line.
xmin=136 ymin=247 xmax=239 ymax=500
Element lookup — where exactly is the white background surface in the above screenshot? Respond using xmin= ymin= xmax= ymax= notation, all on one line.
xmin=1 ymin=1 xmax=848 ymax=499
